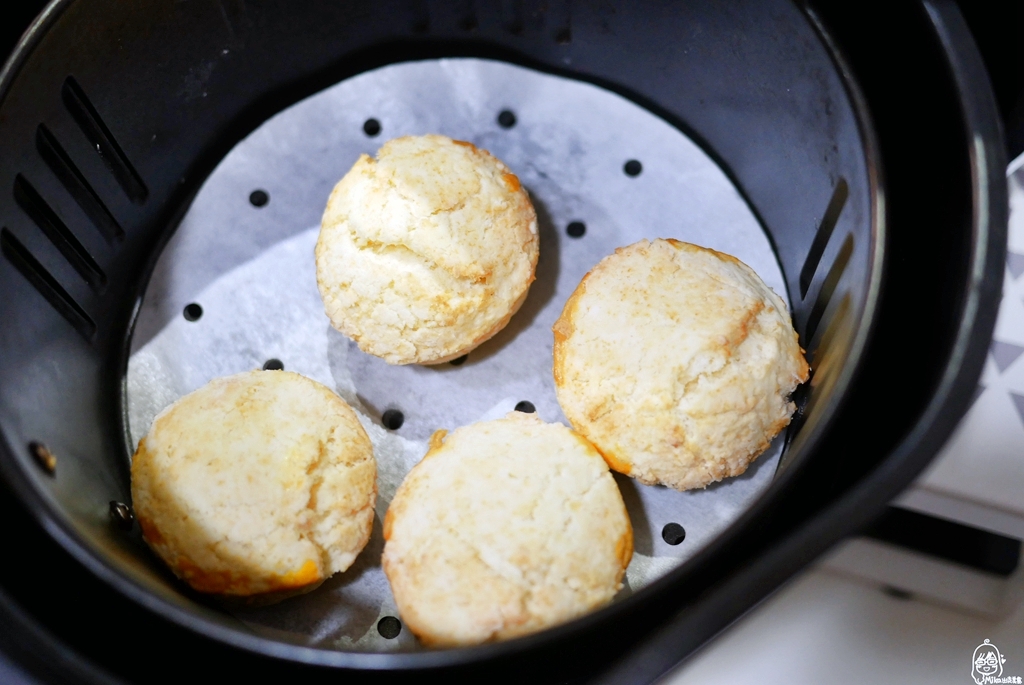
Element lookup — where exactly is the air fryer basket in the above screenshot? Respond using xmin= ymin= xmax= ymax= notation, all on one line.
xmin=0 ymin=1 xmax=1006 ymax=684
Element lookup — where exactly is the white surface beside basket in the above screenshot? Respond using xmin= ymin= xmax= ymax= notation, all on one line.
xmin=663 ymin=561 xmax=1024 ymax=685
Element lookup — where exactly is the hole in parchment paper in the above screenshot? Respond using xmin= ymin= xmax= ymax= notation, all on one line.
xmin=566 ymin=221 xmax=586 ymax=238
xmin=382 ymin=409 xmax=404 ymax=430
xmin=624 ymin=160 xmax=642 ymax=177
xmin=377 ymin=616 xmax=402 ymax=639
xmin=262 ymin=359 xmax=284 ymax=371
xmin=514 ymin=401 xmax=536 ymax=413
xmin=662 ymin=523 xmax=686 ymax=545
xmin=363 ymin=118 xmax=381 ymax=137
xmin=497 ymin=110 xmax=517 ymax=129
xmin=182 ymin=303 xmax=203 ymax=321
xmin=249 ymin=189 xmax=269 ymax=207
xmin=449 ymin=354 xmax=468 ymax=366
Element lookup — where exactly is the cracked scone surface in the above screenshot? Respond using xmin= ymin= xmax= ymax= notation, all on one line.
xmin=553 ymin=239 xmax=810 ymax=491
xmin=382 ymin=412 xmax=632 ymax=647
xmin=315 ymin=134 xmax=539 ymax=365
xmin=131 ymin=370 xmax=376 ymax=599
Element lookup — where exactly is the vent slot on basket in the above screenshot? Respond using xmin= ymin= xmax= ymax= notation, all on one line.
xmin=13 ymin=174 xmax=106 ymax=291
xmin=36 ymin=124 xmax=124 ymax=243
xmin=811 ymin=292 xmax=852 ymax=374
xmin=786 ymin=291 xmax=852 ymax=452
xmin=61 ymin=76 xmax=148 ymax=205
xmin=804 ymin=232 xmax=853 ymax=345
xmin=1 ymin=228 xmax=96 ymax=339
xmin=800 ymin=177 xmax=848 ymax=298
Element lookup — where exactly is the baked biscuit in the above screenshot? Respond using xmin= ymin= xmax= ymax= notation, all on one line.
xmin=316 ymin=134 xmax=539 ymax=365
xmin=131 ymin=370 xmax=376 ymax=600
xmin=382 ymin=412 xmax=632 ymax=647
xmin=553 ymin=239 xmax=809 ymax=491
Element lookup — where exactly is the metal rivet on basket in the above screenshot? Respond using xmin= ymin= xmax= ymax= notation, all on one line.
xmin=262 ymin=358 xmax=284 ymax=371
xmin=28 ymin=442 xmax=56 ymax=475
xmin=378 ymin=616 xmax=402 ymax=639
xmin=450 ymin=354 xmax=468 ymax=366
xmin=249 ymin=189 xmax=269 ymax=207
xmin=566 ymin=221 xmax=586 ymax=238
xmin=363 ymin=118 xmax=381 ymax=137
xmin=624 ymin=160 xmax=643 ymax=177
xmin=662 ymin=522 xmax=686 ymax=545
xmin=382 ymin=409 xmax=404 ymax=430
xmin=514 ymin=401 xmax=536 ymax=413
xmin=497 ymin=110 xmax=517 ymax=129
xmin=109 ymin=501 xmax=134 ymax=531
xmin=183 ymin=303 xmax=203 ymax=321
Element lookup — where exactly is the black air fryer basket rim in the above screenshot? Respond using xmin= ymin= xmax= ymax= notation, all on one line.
xmin=0 ymin=0 xmax=1006 ymax=681
xmin=0 ymin=0 xmax=885 ymax=670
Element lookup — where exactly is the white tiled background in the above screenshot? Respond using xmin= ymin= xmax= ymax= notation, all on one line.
xmin=664 ymin=567 xmax=1024 ymax=684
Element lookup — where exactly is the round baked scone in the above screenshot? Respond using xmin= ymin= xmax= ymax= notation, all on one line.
xmin=382 ymin=412 xmax=632 ymax=647
xmin=553 ymin=239 xmax=810 ymax=491
xmin=316 ymin=134 xmax=539 ymax=365
xmin=131 ymin=370 xmax=376 ymax=600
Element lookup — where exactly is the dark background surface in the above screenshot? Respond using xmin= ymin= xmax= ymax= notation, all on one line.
xmin=0 ymin=2 xmax=1019 ymax=685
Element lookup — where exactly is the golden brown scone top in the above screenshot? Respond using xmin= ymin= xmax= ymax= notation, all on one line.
xmin=315 ymin=134 xmax=539 ymax=365
xmin=382 ymin=411 xmax=632 ymax=647
xmin=553 ymin=238 xmax=809 ymax=491
xmin=130 ymin=370 xmax=376 ymax=600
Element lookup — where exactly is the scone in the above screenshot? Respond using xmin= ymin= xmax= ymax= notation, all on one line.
xmin=382 ymin=412 xmax=632 ymax=647
xmin=316 ymin=134 xmax=539 ymax=365
xmin=553 ymin=239 xmax=809 ymax=491
xmin=131 ymin=370 xmax=376 ymax=600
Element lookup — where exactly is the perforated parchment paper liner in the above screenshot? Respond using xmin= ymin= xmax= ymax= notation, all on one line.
xmin=126 ymin=58 xmax=789 ymax=652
